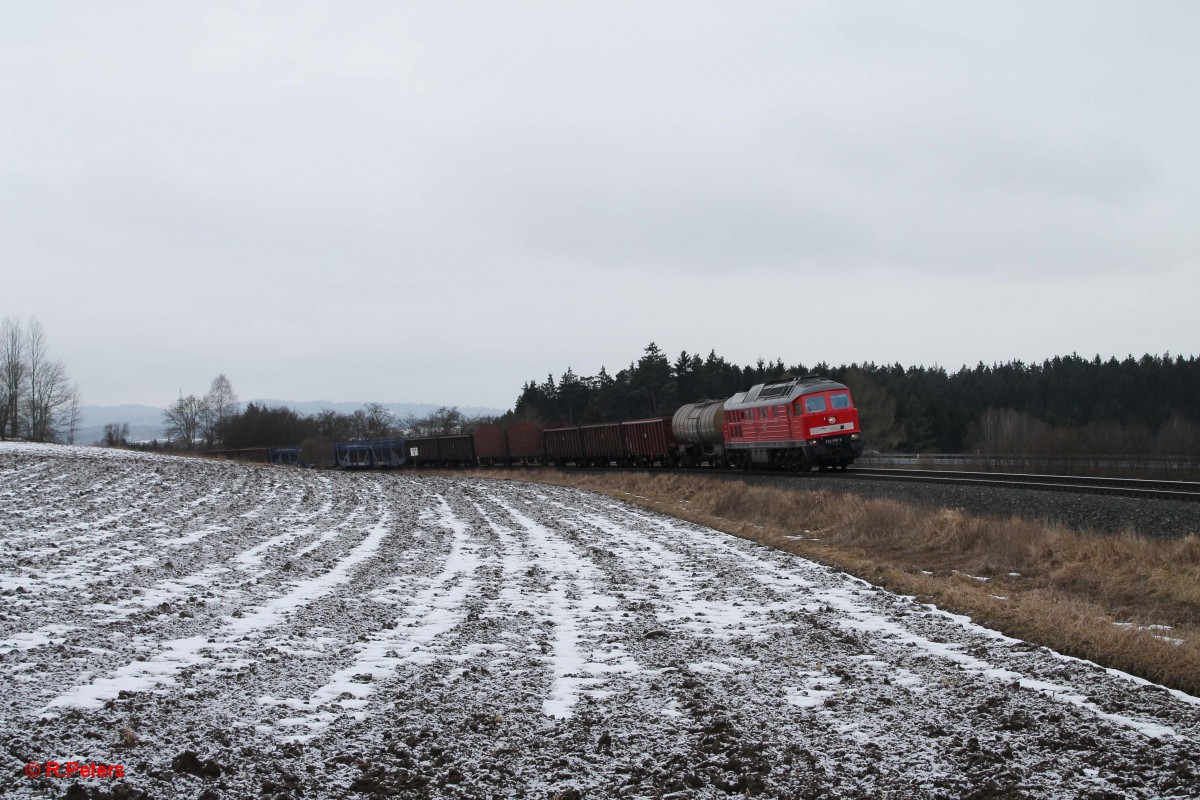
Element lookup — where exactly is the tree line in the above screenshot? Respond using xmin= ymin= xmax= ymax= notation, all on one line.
xmin=141 ymin=376 xmax=492 ymax=466
xmin=140 ymin=344 xmax=1199 ymax=461
xmin=509 ymin=344 xmax=1200 ymax=457
xmin=0 ymin=317 xmax=82 ymax=443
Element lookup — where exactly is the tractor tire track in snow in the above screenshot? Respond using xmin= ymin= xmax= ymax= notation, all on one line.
xmin=2 ymin=442 xmax=1198 ymax=799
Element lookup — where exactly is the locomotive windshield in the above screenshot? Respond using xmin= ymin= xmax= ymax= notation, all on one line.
xmin=831 ymin=393 xmax=851 ymax=409
xmin=803 ymin=395 xmax=827 ymax=413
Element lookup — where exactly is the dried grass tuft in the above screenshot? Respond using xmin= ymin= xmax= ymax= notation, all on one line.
xmin=117 ymin=725 xmax=139 ymax=747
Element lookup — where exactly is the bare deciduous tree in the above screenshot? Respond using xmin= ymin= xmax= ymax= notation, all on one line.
xmin=63 ymin=383 xmax=83 ymax=444
xmin=399 ymin=407 xmax=485 ymax=437
xmin=23 ymin=319 xmax=73 ymax=442
xmin=200 ymin=374 xmax=238 ymax=447
xmin=163 ymin=393 xmax=205 ymax=448
xmin=350 ymin=403 xmax=395 ymax=439
xmin=972 ymin=408 xmax=1049 ymax=456
xmin=0 ymin=317 xmax=24 ymax=438
xmin=104 ymin=422 xmax=130 ymax=447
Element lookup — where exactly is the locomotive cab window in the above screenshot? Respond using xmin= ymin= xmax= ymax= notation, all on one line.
xmin=831 ymin=393 xmax=851 ymax=410
xmin=804 ymin=395 xmax=827 ymax=413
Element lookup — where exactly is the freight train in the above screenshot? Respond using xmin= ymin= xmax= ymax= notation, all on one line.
xmin=334 ymin=375 xmax=863 ymax=471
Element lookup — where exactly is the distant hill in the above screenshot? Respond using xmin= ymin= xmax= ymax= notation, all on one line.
xmin=77 ymin=404 xmax=168 ymax=445
xmin=77 ymin=400 xmax=507 ymax=445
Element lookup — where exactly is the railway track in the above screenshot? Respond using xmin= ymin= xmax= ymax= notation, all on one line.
xmin=839 ymin=466 xmax=1200 ymax=502
xmin=538 ymin=464 xmax=1200 ymax=503
xmin=429 ymin=457 xmax=1200 ymax=505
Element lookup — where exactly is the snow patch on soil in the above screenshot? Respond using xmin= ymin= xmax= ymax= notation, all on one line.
xmin=2 ymin=442 xmax=1198 ymax=799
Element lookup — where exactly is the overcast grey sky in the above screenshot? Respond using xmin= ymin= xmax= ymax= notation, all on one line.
xmin=4 ymin=1 xmax=1197 ymax=410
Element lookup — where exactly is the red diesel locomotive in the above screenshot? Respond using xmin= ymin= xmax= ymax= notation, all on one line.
xmin=722 ymin=376 xmax=862 ymax=470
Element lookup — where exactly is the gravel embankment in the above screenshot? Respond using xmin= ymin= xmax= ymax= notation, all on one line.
xmin=724 ymin=472 xmax=1200 ymax=537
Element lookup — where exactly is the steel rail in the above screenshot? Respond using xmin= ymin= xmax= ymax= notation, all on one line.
xmin=840 ymin=467 xmax=1200 ymax=502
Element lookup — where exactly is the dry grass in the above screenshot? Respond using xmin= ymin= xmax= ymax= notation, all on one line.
xmin=445 ymin=469 xmax=1200 ymax=696
xmin=117 ymin=725 xmax=139 ymax=748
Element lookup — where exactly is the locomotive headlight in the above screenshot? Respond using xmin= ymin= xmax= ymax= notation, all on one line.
xmin=826 ymin=416 xmax=836 ymax=424
xmin=851 ymin=433 xmax=861 ymax=439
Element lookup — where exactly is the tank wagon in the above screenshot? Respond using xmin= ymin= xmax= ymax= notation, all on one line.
xmin=671 ymin=400 xmax=726 ymax=467
xmin=333 ymin=377 xmax=863 ymax=472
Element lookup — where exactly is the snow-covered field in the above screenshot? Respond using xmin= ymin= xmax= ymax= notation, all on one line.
xmin=2 ymin=442 xmax=1198 ymax=798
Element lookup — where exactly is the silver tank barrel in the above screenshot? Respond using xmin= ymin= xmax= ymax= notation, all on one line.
xmin=671 ymin=400 xmax=725 ymax=447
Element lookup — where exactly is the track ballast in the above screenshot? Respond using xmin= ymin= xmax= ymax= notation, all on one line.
xmin=840 ymin=467 xmax=1200 ymax=502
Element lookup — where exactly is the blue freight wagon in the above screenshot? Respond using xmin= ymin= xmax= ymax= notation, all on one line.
xmin=268 ymin=447 xmax=301 ymax=466
xmin=334 ymin=438 xmax=407 ymax=468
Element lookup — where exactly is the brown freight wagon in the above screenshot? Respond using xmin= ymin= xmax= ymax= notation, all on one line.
xmin=622 ymin=417 xmax=678 ymax=466
xmin=437 ymin=434 xmax=474 ymax=466
xmin=473 ymin=424 xmax=507 ymax=465
xmin=542 ymin=426 xmax=584 ymax=465
xmin=407 ymin=436 xmax=439 ymax=466
xmin=581 ymin=423 xmax=625 ymax=466
xmin=505 ymin=422 xmax=543 ymax=463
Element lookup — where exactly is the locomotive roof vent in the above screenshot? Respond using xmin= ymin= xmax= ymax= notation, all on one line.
xmin=758 ymin=383 xmax=793 ymax=400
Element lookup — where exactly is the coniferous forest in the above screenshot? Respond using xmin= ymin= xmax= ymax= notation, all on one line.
xmin=507 ymin=344 xmax=1200 ymax=457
